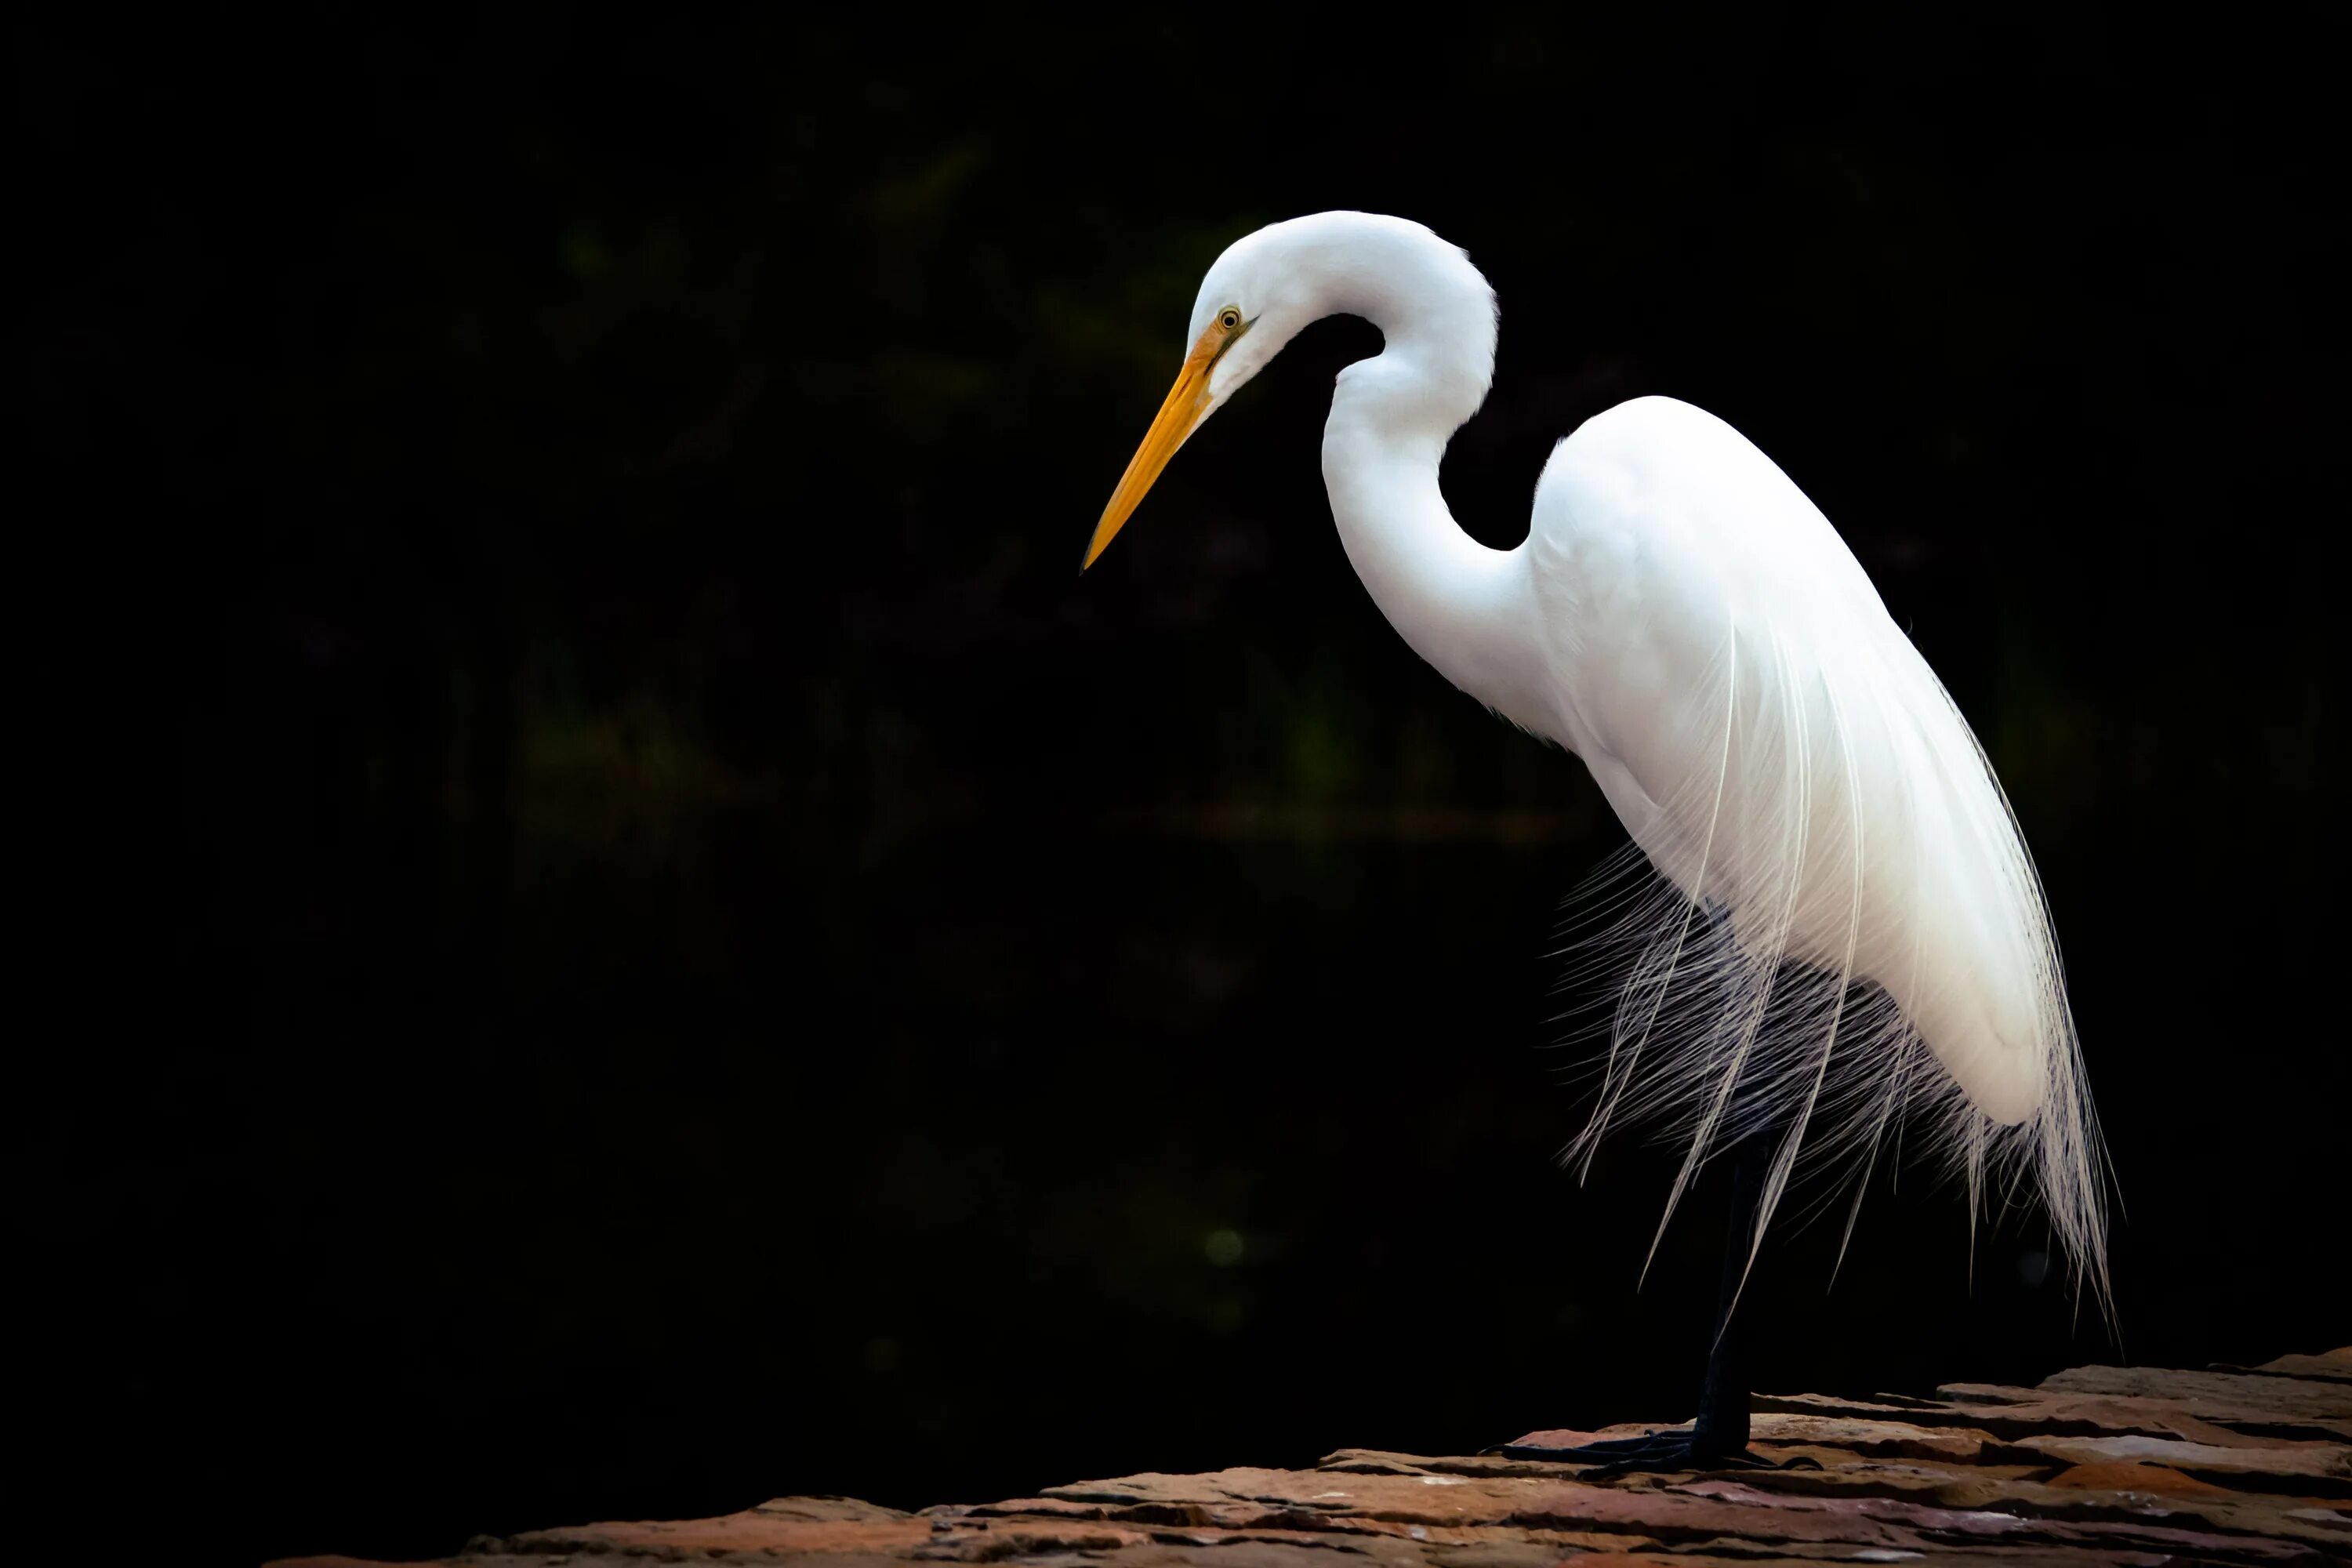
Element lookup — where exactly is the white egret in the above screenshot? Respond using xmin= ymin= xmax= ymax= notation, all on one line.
xmin=1083 ymin=212 xmax=2109 ymax=1469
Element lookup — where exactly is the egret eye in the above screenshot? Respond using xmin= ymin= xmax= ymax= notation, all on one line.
xmin=1218 ymin=307 xmax=1242 ymax=331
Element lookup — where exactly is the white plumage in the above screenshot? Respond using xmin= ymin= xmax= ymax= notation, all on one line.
xmin=1085 ymin=211 xmax=2108 ymax=1317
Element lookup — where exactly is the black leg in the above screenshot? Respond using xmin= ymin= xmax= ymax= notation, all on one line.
xmin=1489 ymin=1135 xmax=1777 ymax=1473
xmin=1689 ymin=1131 xmax=1767 ymax=1457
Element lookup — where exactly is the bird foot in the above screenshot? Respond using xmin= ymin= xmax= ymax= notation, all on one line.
xmin=1483 ymin=1428 xmax=1809 ymax=1479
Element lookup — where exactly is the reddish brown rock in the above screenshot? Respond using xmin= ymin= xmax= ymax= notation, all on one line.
xmin=2205 ymin=1349 xmax=2352 ymax=1385
xmin=2044 ymin=1460 xmax=2235 ymax=1497
xmin=1937 ymin=1372 xmax=2352 ymax=1446
xmin=2034 ymin=1363 xmax=2352 ymax=1423
xmin=271 ymin=1349 xmax=2352 ymax=1568
xmin=2018 ymin=1431 xmax=2352 ymax=1497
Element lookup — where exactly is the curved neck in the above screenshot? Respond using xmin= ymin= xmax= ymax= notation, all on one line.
xmin=1304 ymin=222 xmax=1536 ymax=722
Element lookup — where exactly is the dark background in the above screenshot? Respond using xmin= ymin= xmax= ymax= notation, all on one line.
xmin=22 ymin=9 xmax=2345 ymax=1566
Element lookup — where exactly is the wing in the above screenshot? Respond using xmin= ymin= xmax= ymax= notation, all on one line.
xmin=1521 ymin=397 xmax=2107 ymax=1308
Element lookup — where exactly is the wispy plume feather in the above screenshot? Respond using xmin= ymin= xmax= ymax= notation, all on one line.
xmin=1548 ymin=612 xmax=2111 ymax=1326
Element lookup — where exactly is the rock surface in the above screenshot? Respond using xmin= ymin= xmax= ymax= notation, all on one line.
xmin=276 ymin=1349 xmax=2351 ymax=1567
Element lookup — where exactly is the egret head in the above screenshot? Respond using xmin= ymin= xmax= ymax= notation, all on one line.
xmin=1080 ymin=225 xmax=1316 ymax=571
xmin=1081 ymin=212 xmax=1494 ymax=572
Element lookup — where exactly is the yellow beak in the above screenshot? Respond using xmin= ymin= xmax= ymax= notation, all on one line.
xmin=1082 ymin=317 xmax=1236 ymax=572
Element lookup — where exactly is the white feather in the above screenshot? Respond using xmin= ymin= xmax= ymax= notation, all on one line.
xmin=1127 ymin=212 xmax=2111 ymax=1318
xmin=1530 ymin=397 xmax=2111 ymax=1316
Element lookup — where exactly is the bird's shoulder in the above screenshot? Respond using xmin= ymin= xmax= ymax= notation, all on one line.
xmin=1518 ymin=395 xmax=1893 ymax=770
xmin=1526 ymin=394 xmax=1882 ymax=620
